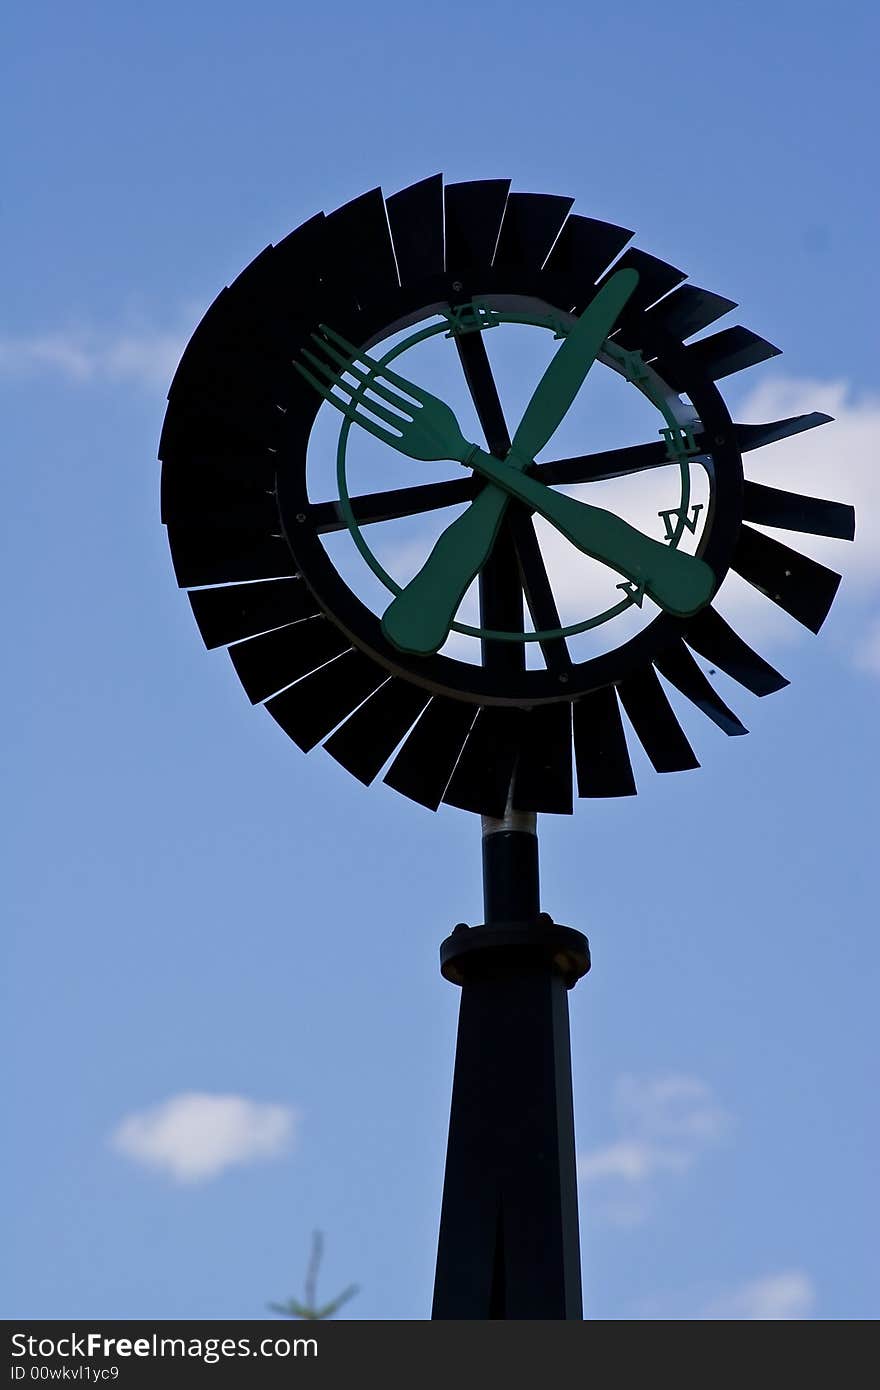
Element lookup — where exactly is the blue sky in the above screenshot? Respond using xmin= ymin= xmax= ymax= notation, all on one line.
xmin=3 ymin=0 xmax=878 ymax=1321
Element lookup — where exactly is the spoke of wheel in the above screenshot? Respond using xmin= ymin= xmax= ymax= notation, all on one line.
xmin=539 ymin=439 xmax=673 ymax=488
xmin=309 ymin=476 xmax=481 ymax=534
xmin=309 ymin=440 xmax=674 ymax=535
xmin=311 ymin=413 xmax=833 ymax=536
xmin=454 ymin=331 xmax=525 ymax=675
xmin=507 ymin=508 xmax=572 ymax=672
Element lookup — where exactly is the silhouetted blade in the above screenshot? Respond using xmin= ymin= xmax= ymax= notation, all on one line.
xmin=188 ymin=578 xmax=321 ymax=650
xmin=731 ymin=524 xmax=842 ymax=632
xmin=229 ymin=226 xmax=323 ymax=341
xmin=443 ymin=707 xmax=523 ymax=817
xmin=323 ymin=678 xmax=431 ymax=785
xmin=386 ymin=174 xmax=445 ymax=285
xmin=383 ymin=697 xmax=477 ymax=810
xmin=493 ymin=193 xmax=574 ymax=272
xmin=167 ymin=524 xmax=296 ymax=589
xmin=159 ymin=397 xmax=278 ymax=462
xmin=161 ymin=453 xmax=278 ymax=526
xmin=742 ymin=482 xmax=855 ymax=540
xmin=617 ymin=284 xmax=736 ymax=351
xmin=684 ymin=607 xmax=789 ymax=696
xmin=322 ymin=188 xmax=400 ymax=306
xmin=167 ymin=283 xmax=290 ymax=417
xmin=665 ymin=326 xmax=780 ymax=388
xmin=655 ymin=640 xmax=747 ymax=737
xmin=616 ymin=668 xmax=700 ymax=773
xmin=735 ymin=413 xmax=832 ymax=451
xmin=512 ymin=704 xmax=573 ymax=814
xmin=543 ymin=214 xmax=633 ymax=294
xmin=228 ymin=615 xmax=349 ymax=704
xmin=265 ymin=648 xmax=388 ymax=752
xmin=572 ymin=687 xmax=636 ymax=798
xmin=444 ymin=179 xmax=510 ymax=275
xmin=599 ymin=248 xmax=686 ymax=317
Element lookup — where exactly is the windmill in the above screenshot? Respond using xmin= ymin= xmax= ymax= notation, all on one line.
xmin=160 ymin=177 xmax=853 ymax=1317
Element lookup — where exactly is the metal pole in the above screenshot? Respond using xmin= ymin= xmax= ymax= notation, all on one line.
xmin=432 ymin=805 xmax=589 ymax=1319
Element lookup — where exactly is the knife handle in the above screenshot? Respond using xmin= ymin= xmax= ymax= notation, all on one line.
xmin=470 ymin=450 xmax=716 ymax=617
xmin=381 ymin=485 xmax=508 ymax=655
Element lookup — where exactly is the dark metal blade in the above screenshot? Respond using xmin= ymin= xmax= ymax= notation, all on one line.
xmin=616 ymin=284 xmax=736 ymax=351
xmin=160 ymin=453 xmax=278 ymax=526
xmin=323 ymin=678 xmax=431 ymax=785
xmin=265 ymin=648 xmax=388 ymax=751
xmin=683 ymin=607 xmax=789 ymax=696
xmin=386 ymin=174 xmax=445 ymax=286
xmin=167 ymin=282 xmax=292 ymax=416
xmin=654 ymin=640 xmax=747 ymax=737
xmin=189 ymin=578 xmax=320 ymax=650
xmin=543 ymin=214 xmax=633 ymax=296
xmin=735 ymin=413 xmax=832 ymax=450
xmin=616 ymin=668 xmax=700 ymax=773
xmin=742 ymin=482 xmax=855 ymax=540
xmin=321 ymin=187 xmax=400 ymax=307
xmin=572 ymin=687 xmax=636 ymax=798
xmin=493 ymin=193 xmax=574 ymax=272
xmin=228 ymin=615 xmax=349 ymax=704
xmin=383 ymin=697 xmax=477 ymax=810
xmin=512 ymin=703 xmax=573 ymax=814
xmin=665 ymin=326 xmax=780 ymax=389
xmin=159 ymin=396 xmax=279 ymax=463
xmin=167 ymin=523 xmax=296 ymax=589
xmin=598 ymin=248 xmax=686 ymax=318
xmin=444 ymin=179 xmax=510 ymax=275
xmin=443 ymin=707 xmax=524 ymax=817
xmin=731 ymin=525 xmax=842 ymax=632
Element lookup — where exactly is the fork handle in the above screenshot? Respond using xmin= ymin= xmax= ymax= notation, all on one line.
xmin=381 ymin=485 xmax=508 ymax=655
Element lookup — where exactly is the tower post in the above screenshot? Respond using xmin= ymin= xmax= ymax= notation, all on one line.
xmin=432 ymin=810 xmax=589 ymax=1319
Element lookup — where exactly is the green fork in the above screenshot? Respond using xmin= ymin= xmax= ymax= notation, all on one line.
xmin=295 ymin=324 xmax=715 ymax=651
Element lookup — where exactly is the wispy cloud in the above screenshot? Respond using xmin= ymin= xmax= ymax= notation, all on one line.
xmin=0 ymin=325 xmax=186 ymax=388
xmin=701 ymin=1270 xmax=816 ymax=1321
xmin=577 ymin=1074 xmax=731 ymax=1225
xmin=110 ymin=1092 xmax=297 ymax=1183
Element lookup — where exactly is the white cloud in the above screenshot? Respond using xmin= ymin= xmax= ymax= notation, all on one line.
xmin=854 ymin=618 xmax=880 ymax=675
xmin=577 ymin=1138 xmax=689 ymax=1184
xmin=702 ymin=1270 xmax=816 ymax=1321
xmin=111 ymin=1092 xmax=297 ymax=1183
xmin=0 ymin=325 xmax=186 ymax=388
xmin=616 ymin=1073 xmax=732 ymax=1145
xmin=577 ymin=1074 xmax=731 ymax=1225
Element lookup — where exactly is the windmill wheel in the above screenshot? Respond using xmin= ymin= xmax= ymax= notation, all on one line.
xmin=160 ymin=176 xmax=854 ymax=816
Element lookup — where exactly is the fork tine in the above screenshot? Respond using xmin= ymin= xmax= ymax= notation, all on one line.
xmin=318 ymin=323 xmax=432 ymax=405
xmin=309 ymin=333 xmax=417 ymax=416
xmin=300 ymin=348 xmax=412 ymax=433
xmin=293 ymin=362 xmax=401 ymax=450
